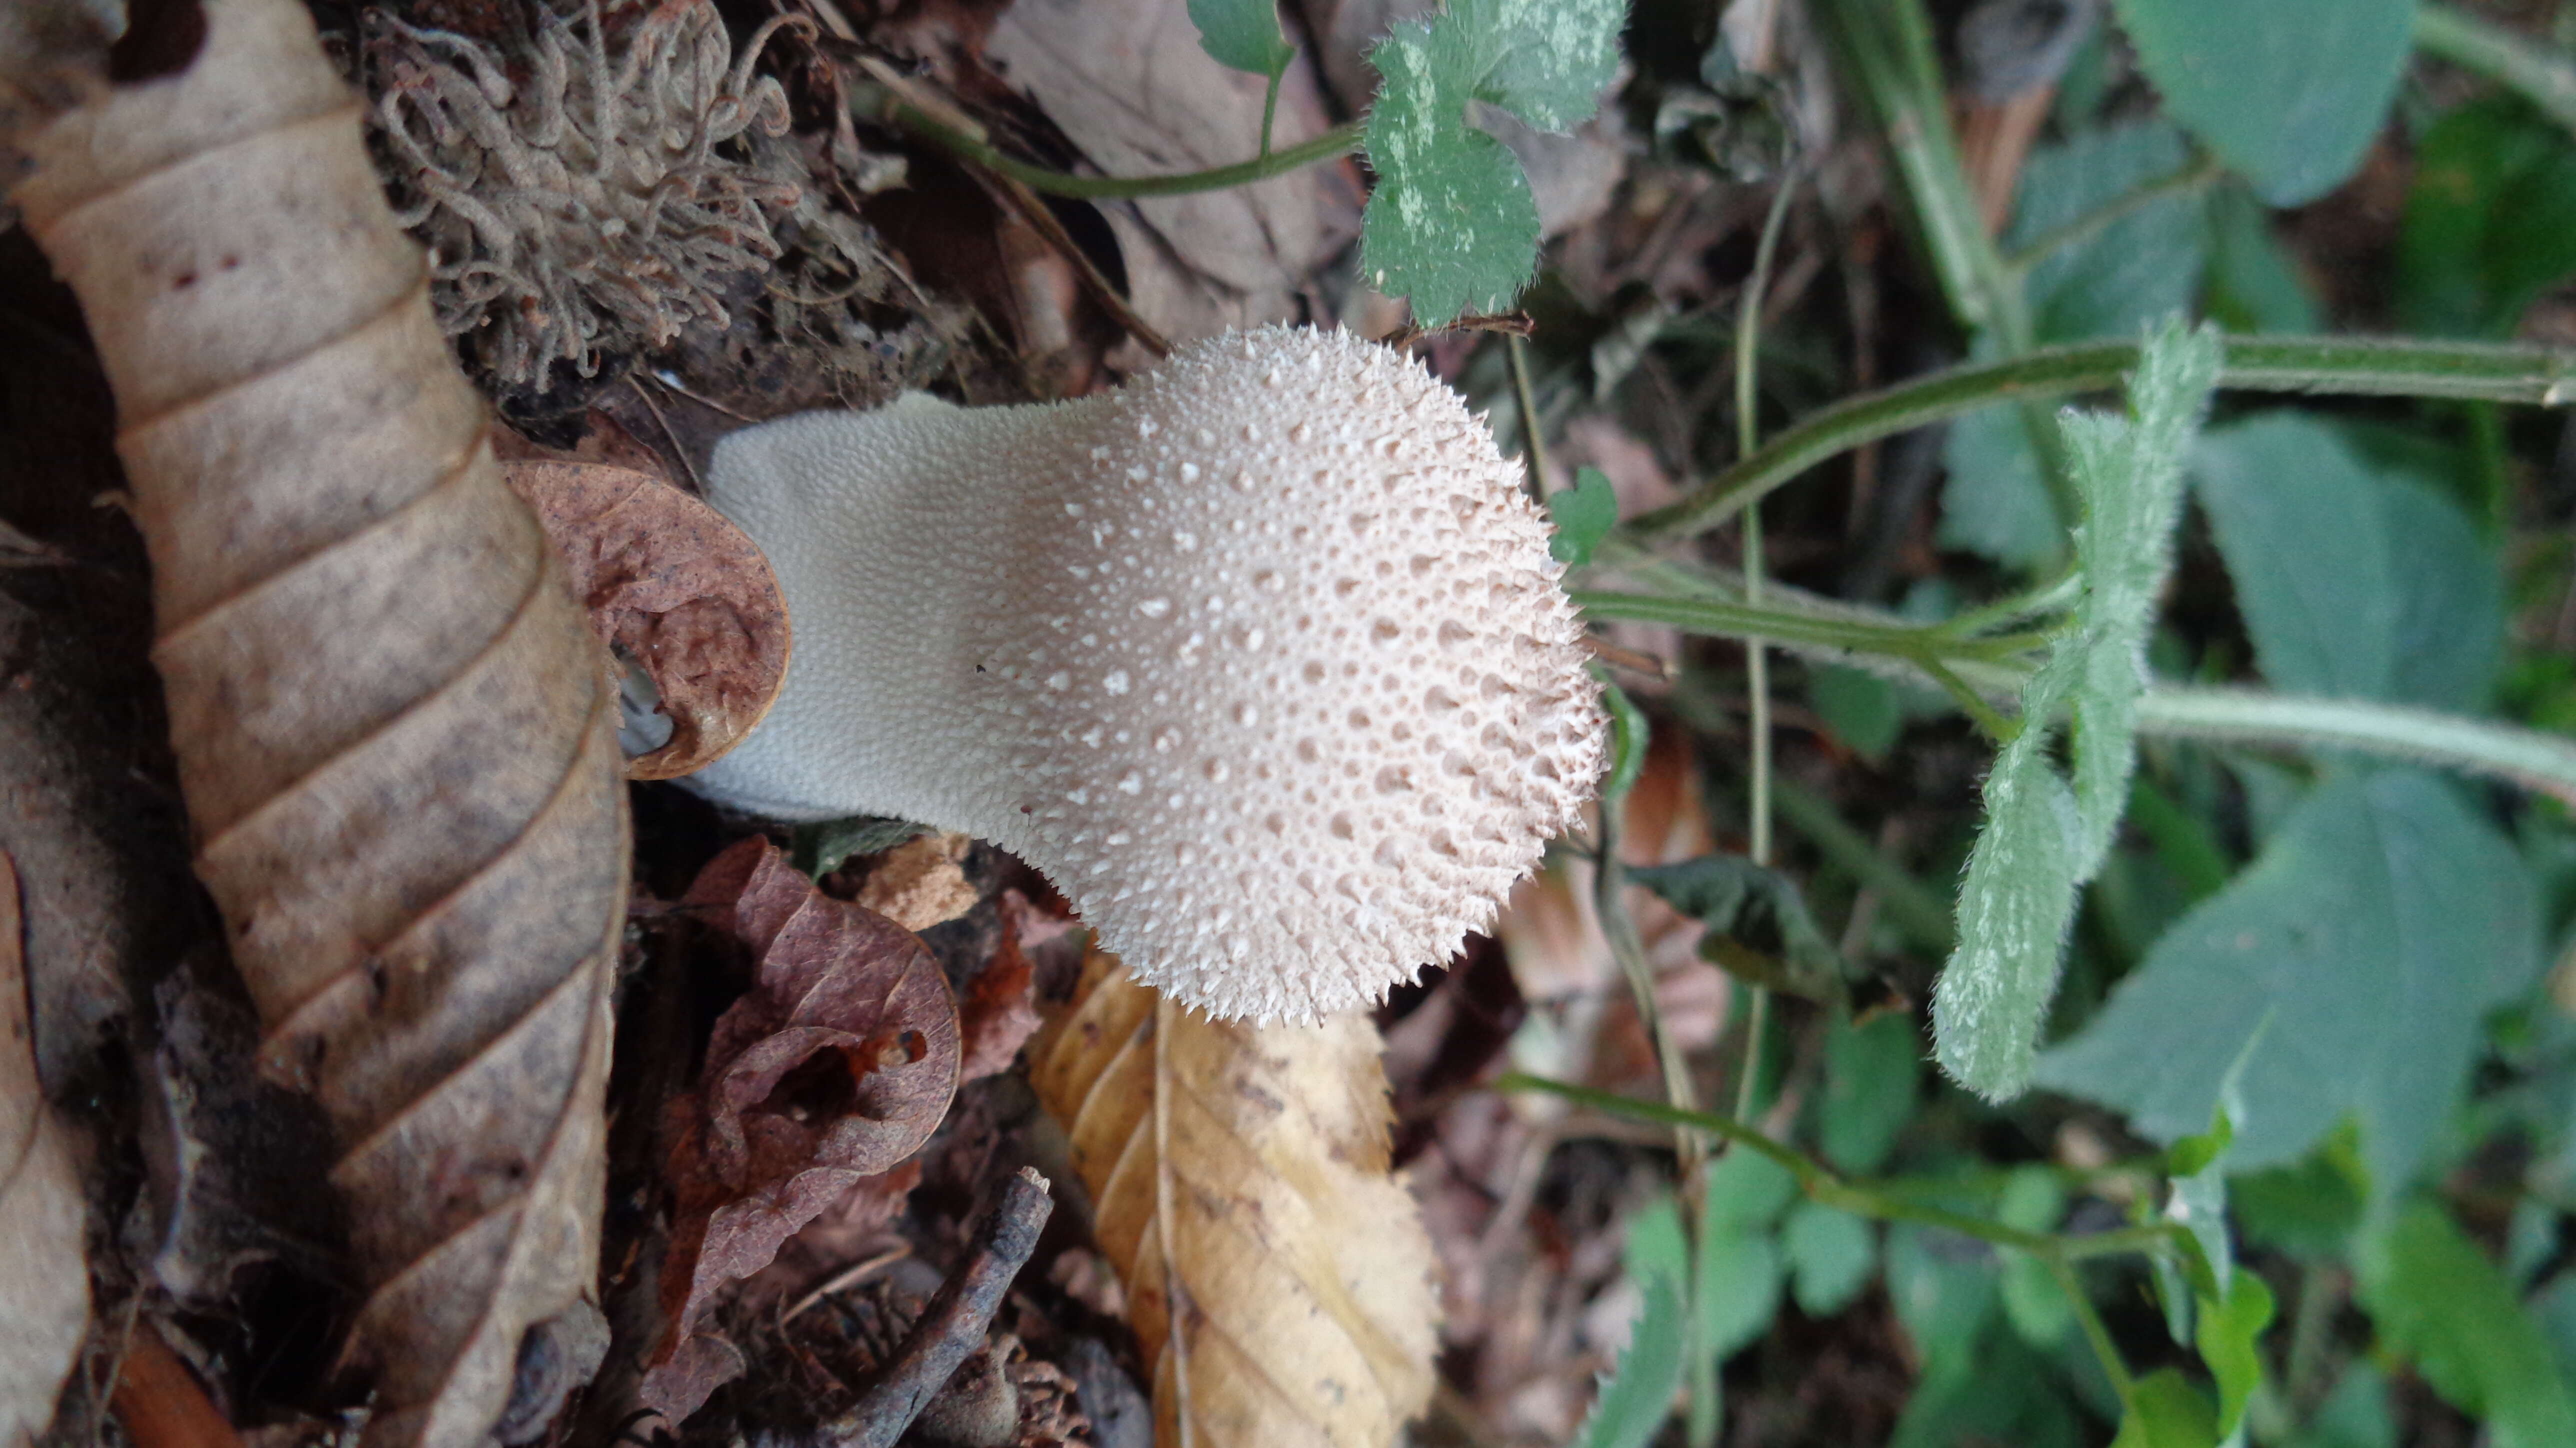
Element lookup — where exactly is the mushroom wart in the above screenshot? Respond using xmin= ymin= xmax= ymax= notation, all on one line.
xmin=687 ymin=324 xmax=1606 ymax=1022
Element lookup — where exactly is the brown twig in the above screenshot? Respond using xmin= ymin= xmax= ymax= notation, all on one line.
xmin=823 ymin=1168 xmax=1055 ymax=1448
xmin=1580 ymin=636 xmax=1676 ymax=680
xmin=1378 ymin=309 xmax=1535 ymax=351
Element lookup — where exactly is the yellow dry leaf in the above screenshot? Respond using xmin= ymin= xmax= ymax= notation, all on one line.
xmin=1029 ymin=950 xmax=1438 ymax=1448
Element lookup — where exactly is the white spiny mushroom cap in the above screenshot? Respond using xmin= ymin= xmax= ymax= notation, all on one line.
xmin=688 ymin=324 xmax=1606 ymax=1021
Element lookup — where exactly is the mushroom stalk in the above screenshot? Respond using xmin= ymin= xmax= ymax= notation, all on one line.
xmin=690 ymin=326 xmax=1606 ymax=1022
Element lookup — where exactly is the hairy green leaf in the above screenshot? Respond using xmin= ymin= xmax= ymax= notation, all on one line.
xmin=2064 ymin=320 xmax=2222 ymax=878
xmin=1932 ymin=701 xmax=2081 ymax=1098
xmin=2036 ymin=768 xmax=2540 ymax=1188
xmin=1186 ymin=0 xmax=1294 ymax=78
xmin=2112 ymin=0 xmax=2416 ymax=205
xmin=1936 ymin=321 xmax=2220 ymax=1098
xmin=1360 ymin=0 xmax=1626 ymax=324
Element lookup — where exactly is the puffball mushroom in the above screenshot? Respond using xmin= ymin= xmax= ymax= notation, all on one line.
xmin=687 ymin=324 xmax=1606 ymax=1022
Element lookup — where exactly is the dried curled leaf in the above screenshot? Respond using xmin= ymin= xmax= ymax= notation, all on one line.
xmin=8 ymin=3 xmax=628 ymax=1445
xmin=646 ymin=838 xmax=962 ymax=1424
xmin=502 ymin=459 xmax=790 ymax=780
xmin=0 ymin=853 xmax=87 ymax=1448
xmin=1030 ymin=950 xmax=1440 ymax=1447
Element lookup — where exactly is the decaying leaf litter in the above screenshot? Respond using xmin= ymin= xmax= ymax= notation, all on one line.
xmin=12 ymin=1 xmax=2576 ymax=1448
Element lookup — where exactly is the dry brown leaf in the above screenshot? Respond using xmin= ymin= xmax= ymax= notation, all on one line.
xmin=8 ymin=3 xmax=629 ymax=1445
xmin=956 ymin=892 xmax=1044 ymax=1084
xmin=644 ymin=838 xmax=962 ymax=1424
xmin=501 ymin=458 xmax=792 ymax=780
xmin=984 ymin=0 xmax=1342 ymax=344
xmin=0 ymin=852 xmax=88 ymax=1448
xmin=852 ymin=831 xmax=979 ymax=933
xmin=1029 ymin=950 xmax=1438 ymax=1448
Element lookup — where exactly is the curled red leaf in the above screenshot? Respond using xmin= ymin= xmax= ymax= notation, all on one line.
xmin=645 ymin=838 xmax=960 ymax=1424
xmin=500 ymin=458 xmax=791 ymax=781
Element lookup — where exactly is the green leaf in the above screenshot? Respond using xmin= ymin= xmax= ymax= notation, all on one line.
xmin=1630 ymin=854 xmax=1844 ymax=1001
xmin=1936 ymin=320 xmax=2220 ymax=1098
xmin=2284 ymin=1364 xmax=2394 ymax=1448
xmin=2110 ymin=1368 xmax=2219 ymax=1448
xmin=2011 ymin=121 xmax=2208 ymax=342
xmin=1932 ymin=690 xmax=2082 ymax=1098
xmin=1624 ymin=1194 xmax=1692 ymax=1288
xmin=1548 ymin=466 xmax=1620 ymax=565
xmin=1576 ymin=1270 xmax=1688 ymax=1448
xmin=1186 ymin=0 xmax=1294 ymax=78
xmin=2036 ymin=768 xmax=2540 ymax=1189
xmin=2204 ymin=184 xmax=2322 ymax=334
xmin=2231 ymin=1128 xmax=2368 ymax=1260
xmin=1782 ymin=1201 xmax=1876 ymax=1318
xmin=1938 ymin=400 xmax=2064 ymax=570
xmin=1362 ymin=27 xmax=1538 ymax=326
xmin=2063 ymin=319 xmax=2222 ymax=878
xmin=2112 ymin=0 xmax=2416 ymax=206
xmin=1600 ymin=682 xmax=1650 ymax=802
xmin=1997 ymin=1168 xmax=2073 ymax=1348
xmin=1819 ymin=1010 xmax=1922 ymax=1175
xmin=2196 ymin=1272 xmax=2276 ymax=1438
xmin=1358 ymin=0 xmax=1626 ymax=324
xmin=2196 ymin=413 xmax=2506 ymax=710
xmin=1695 ymin=1227 xmax=1784 ymax=1360
xmin=1884 ymin=1224 xmax=1998 ymax=1369
xmin=1809 ymin=663 xmax=1902 ymax=760
xmin=2398 ymin=97 xmax=2576 ymax=339
xmin=2358 ymin=1200 xmax=2576 ymax=1448
xmin=790 ymin=816 xmax=930 ymax=878
xmin=1702 ymin=1146 xmax=1800 ymax=1229
xmin=1463 ymin=0 xmax=1624 ymax=132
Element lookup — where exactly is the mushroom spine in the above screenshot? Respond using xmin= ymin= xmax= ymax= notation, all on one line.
xmin=688 ymin=324 xmax=1606 ymax=1022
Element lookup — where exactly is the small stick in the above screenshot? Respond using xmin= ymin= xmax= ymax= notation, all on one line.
xmin=1580 ymin=636 xmax=1675 ymax=680
xmin=823 ymin=1168 xmax=1054 ymax=1448
xmin=782 ymin=1244 xmax=912 ymax=1324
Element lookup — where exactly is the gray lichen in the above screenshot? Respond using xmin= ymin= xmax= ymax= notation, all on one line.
xmin=367 ymin=0 xmax=804 ymax=387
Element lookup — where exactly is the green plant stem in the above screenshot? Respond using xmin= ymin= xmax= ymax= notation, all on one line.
xmin=1257 ymin=67 xmax=1284 ymax=161
xmin=1499 ymin=1074 xmax=2190 ymax=1264
xmin=1595 ymin=774 xmax=1706 ymax=1164
xmin=1816 ymin=0 xmax=2028 ymax=347
xmin=2002 ymin=152 xmax=2225 ymax=279
xmin=1507 ymin=334 xmax=1552 ymax=498
xmin=1734 ymin=170 xmax=1800 ymax=1126
xmin=1576 ymin=582 xmax=2576 ymax=806
xmin=2135 ymin=686 xmax=2576 ymax=807
xmin=1571 ymin=590 xmax=2052 ymax=665
xmin=2052 ymin=1258 xmax=2138 ymax=1405
xmin=2417 ymin=3 xmax=2576 ymax=138
xmin=1633 ymin=334 xmax=2576 ymax=539
xmin=876 ymin=98 xmax=1364 ymax=199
